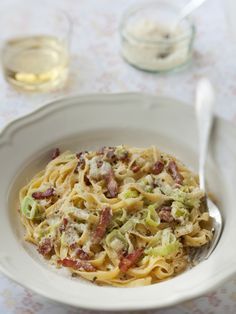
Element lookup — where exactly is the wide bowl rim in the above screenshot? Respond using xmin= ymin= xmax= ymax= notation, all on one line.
xmin=0 ymin=92 xmax=235 ymax=311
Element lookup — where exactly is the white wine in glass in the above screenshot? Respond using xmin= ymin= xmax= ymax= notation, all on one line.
xmin=0 ymin=2 xmax=71 ymax=92
xmin=2 ymin=35 xmax=69 ymax=92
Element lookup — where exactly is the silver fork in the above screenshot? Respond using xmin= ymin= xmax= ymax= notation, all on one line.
xmin=190 ymin=78 xmax=223 ymax=264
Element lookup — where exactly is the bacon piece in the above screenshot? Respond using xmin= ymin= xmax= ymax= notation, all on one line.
xmin=32 ymin=188 xmax=55 ymax=200
xmin=96 ymin=159 xmax=103 ymax=168
xmin=76 ymin=159 xmax=85 ymax=170
xmin=152 ymin=161 xmax=164 ymax=175
xmin=98 ymin=146 xmax=129 ymax=163
xmin=105 ymin=147 xmax=117 ymax=163
xmin=104 ymin=169 xmax=118 ymax=198
xmin=76 ymin=152 xmax=86 ymax=170
xmin=38 ymin=238 xmax=54 ymax=257
xmin=119 ymin=248 xmax=144 ymax=273
xmin=84 ymin=175 xmax=91 ymax=186
xmin=69 ymin=243 xmax=77 ymax=250
xmin=106 ymin=149 xmax=116 ymax=159
xmin=79 ymin=262 xmax=96 ymax=272
xmin=58 ymin=258 xmax=96 ymax=272
xmin=76 ymin=248 xmax=90 ymax=260
xmin=58 ymin=258 xmax=76 ymax=268
xmin=59 ymin=218 xmax=68 ymax=232
xmin=131 ymin=163 xmax=140 ymax=173
xmin=158 ymin=206 xmax=174 ymax=222
xmin=167 ymin=161 xmax=184 ymax=185
xmin=51 ymin=148 xmax=60 ymax=160
xmin=99 ymin=147 xmax=117 ymax=163
xmin=93 ymin=207 xmax=112 ymax=243
xmin=76 ymin=151 xmax=88 ymax=158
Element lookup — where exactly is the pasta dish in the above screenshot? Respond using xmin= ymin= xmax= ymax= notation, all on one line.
xmin=19 ymin=145 xmax=213 ymax=287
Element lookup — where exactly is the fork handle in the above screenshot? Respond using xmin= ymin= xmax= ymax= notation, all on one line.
xmin=177 ymin=0 xmax=207 ymax=24
xmin=195 ymin=79 xmax=215 ymax=190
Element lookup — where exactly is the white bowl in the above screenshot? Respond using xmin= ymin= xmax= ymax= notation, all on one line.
xmin=0 ymin=93 xmax=235 ymax=311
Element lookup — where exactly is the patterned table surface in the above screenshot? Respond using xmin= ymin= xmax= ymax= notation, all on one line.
xmin=0 ymin=0 xmax=236 ymax=313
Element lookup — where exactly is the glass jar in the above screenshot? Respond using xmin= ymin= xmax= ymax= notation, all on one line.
xmin=120 ymin=1 xmax=195 ymax=73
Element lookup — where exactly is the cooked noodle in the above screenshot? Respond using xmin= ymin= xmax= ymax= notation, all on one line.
xmin=19 ymin=145 xmax=213 ymax=287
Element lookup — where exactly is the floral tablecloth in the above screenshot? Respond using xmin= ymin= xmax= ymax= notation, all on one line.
xmin=0 ymin=0 xmax=236 ymax=313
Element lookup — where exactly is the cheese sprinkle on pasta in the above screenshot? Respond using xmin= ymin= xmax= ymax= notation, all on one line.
xmin=19 ymin=145 xmax=213 ymax=287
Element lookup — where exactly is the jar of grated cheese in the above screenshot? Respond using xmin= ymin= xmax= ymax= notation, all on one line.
xmin=120 ymin=1 xmax=195 ymax=73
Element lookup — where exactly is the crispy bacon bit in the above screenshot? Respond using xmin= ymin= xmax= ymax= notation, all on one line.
xmin=98 ymin=146 xmax=129 ymax=163
xmin=93 ymin=207 xmax=112 ymax=243
xmin=105 ymin=148 xmax=117 ymax=163
xmin=38 ymin=238 xmax=54 ymax=257
xmin=106 ymin=149 xmax=115 ymax=159
xmin=84 ymin=175 xmax=91 ymax=186
xmin=70 ymin=243 xmax=77 ymax=250
xmin=76 ymin=152 xmax=86 ymax=170
xmin=58 ymin=258 xmax=75 ymax=268
xmin=76 ymin=151 xmax=88 ymax=158
xmin=158 ymin=206 xmax=174 ymax=222
xmin=76 ymin=152 xmax=82 ymax=159
xmin=104 ymin=169 xmax=118 ymax=198
xmin=159 ymin=206 xmax=172 ymax=211
xmin=119 ymin=248 xmax=143 ymax=273
xmin=76 ymin=159 xmax=85 ymax=169
xmin=59 ymin=218 xmax=68 ymax=232
xmin=96 ymin=159 xmax=103 ymax=168
xmin=152 ymin=161 xmax=164 ymax=175
xmin=167 ymin=161 xmax=184 ymax=185
xmin=79 ymin=262 xmax=96 ymax=272
xmin=99 ymin=147 xmax=117 ymax=163
xmin=51 ymin=148 xmax=60 ymax=160
xmin=76 ymin=248 xmax=90 ymax=260
xmin=131 ymin=163 xmax=140 ymax=173
xmin=32 ymin=188 xmax=55 ymax=200
xmin=58 ymin=258 xmax=95 ymax=272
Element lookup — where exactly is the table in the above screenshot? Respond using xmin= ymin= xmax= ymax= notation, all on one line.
xmin=0 ymin=0 xmax=236 ymax=313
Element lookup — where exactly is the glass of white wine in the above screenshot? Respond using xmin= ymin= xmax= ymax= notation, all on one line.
xmin=0 ymin=1 xmax=71 ymax=92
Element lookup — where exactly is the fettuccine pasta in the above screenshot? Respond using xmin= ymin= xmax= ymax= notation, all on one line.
xmin=19 ymin=145 xmax=213 ymax=287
